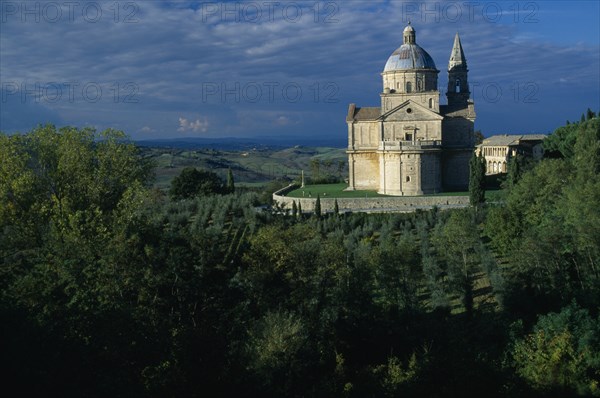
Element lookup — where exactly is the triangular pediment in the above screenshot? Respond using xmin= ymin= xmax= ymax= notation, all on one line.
xmin=381 ymin=100 xmax=443 ymax=122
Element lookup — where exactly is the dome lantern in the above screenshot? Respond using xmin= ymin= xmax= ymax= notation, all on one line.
xmin=403 ymin=21 xmax=416 ymax=44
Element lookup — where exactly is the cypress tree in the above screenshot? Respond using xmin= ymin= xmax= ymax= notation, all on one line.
xmin=506 ymin=155 xmax=521 ymax=188
xmin=314 ymin=194 xmax=321 ymax=218
xmin=226 ymin=167 xmax=235 ymax=193
xmin=334 ymin=198 xmax=339 ymax=215
xmin=469 ymin=152 xmax=486 ymax=206
xmin=297 ymin=202 xmax=302 ymax=218
xmin=292 ymin=200 xmax=297 ymax=218
xmin=479 ymin=153 xmax=486 ymax=200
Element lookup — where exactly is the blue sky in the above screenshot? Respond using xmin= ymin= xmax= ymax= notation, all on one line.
xmin=1 ymin=0 xmax=599 ymax=142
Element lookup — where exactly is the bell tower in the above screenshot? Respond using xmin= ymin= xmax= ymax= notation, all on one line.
xmin=441 ymin=32 xmax=476 ymax=192
xmin=446 ymin=33 xmax=470 ymax=106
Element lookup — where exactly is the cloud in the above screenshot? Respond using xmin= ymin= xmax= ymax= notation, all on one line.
xmin=274 ymin=115 xmax=291 ymax=126
xmin=0 ymin=0 xmax=598 ymax=137
xmin=177 ymin=117 xmax=209 ymax=133
xmin=139 ymin=126 xmax=154 ymax=133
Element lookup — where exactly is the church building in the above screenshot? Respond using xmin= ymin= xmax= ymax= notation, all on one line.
xmin=346 ymin=23 xmax=475 ymax=195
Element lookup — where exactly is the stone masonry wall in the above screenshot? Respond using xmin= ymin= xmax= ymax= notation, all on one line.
xmin=273 ymin=185 xmax=469 ymax=213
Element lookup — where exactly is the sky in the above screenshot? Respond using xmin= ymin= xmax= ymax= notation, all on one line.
xmin=1 ymin=0 xmax=599 ymax=143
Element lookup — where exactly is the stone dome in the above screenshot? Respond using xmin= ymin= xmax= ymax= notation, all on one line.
xmin=384 ymin=44 xmax=437 ymax=71
xmin=384 ymin=24 xmax=437 ymax=72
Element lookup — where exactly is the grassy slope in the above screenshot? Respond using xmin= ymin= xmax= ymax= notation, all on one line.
xmin=141 ymin=146 xmax=346 ymax=190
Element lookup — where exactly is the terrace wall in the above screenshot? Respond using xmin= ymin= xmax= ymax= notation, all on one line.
xmin=272 ymin=185 xmax=470 ymax=213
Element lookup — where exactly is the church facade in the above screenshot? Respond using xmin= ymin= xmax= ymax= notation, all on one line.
xmin=346 ymin=24 xmax=475 ymax=195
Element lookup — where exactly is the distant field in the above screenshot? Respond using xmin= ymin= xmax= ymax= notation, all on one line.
xmin=141 ymin=145 xmax=347 ymax=190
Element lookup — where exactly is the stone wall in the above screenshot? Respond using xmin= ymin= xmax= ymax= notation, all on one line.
xmin=349 ymin=151 xmax=379 ymax=190
xmin=273 ymin=186 xmax=470 ymax=213
xmin=442 ymin=149 xmax=471 ymax=190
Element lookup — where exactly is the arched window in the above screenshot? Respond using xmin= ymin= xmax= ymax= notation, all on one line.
xmin=455 ymin=79 xmax=461 ymax=93
xmin=429 ymin=98 xmax=433 ymax=108
xmin=406 ymin=176 xmax=411 ymax=182
xmin=406 ymin=82 xmax=412 ymax=93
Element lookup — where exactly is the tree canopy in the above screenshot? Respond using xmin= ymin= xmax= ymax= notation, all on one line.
xmin=169 ymin=167 xmax=225 ymax=199
xmin=1 ymin=117 xmax=599 ymax=397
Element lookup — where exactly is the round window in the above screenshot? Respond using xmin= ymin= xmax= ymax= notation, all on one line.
xmin=406 ymin=108 xmax=412 ymax=113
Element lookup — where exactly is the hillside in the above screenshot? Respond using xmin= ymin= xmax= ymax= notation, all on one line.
xmin=140 ymin=145 xmax=347 ymax=189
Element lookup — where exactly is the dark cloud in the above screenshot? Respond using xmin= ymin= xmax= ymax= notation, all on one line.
xmin=0 ymin=88 xmax=64 ymax=132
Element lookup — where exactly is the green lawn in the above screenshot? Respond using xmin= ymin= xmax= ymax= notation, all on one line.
xmin=287 ymin=183 xmax=388 ymax=198
xmin=286 ymin=183 xmax=505 ymax=200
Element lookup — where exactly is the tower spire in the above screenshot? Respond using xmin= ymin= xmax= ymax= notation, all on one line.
xmin=448 ymin=32 xmax=467 ymax=70
xmin=446 ymin=32 xmax=470 ymax=106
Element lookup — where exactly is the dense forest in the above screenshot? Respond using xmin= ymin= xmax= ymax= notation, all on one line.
xmin=1 ymin=116 xmax=599 ymax=397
